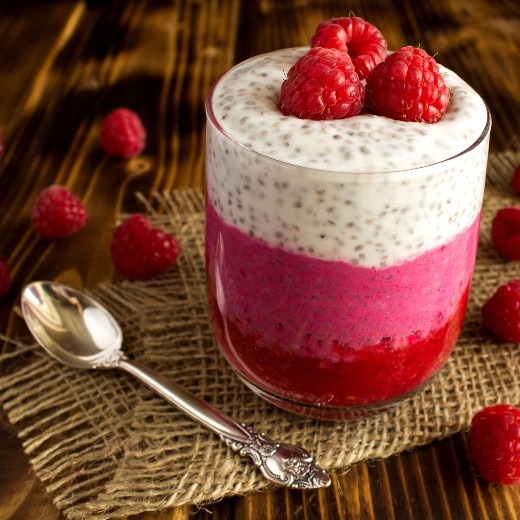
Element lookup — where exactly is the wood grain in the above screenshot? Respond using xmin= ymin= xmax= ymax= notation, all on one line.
xmin=1 ymin=0 xmax=520 ymax=518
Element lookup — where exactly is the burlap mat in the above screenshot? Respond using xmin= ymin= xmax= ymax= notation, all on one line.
xmin=1 ymin=150 xmax=520 ymax=519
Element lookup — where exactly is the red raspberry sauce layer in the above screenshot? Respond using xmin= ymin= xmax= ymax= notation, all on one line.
xmin=206 ymin=198 xmax=479 ymax=411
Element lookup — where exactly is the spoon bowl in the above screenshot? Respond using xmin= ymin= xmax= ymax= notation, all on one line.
xmin=21 ymin=281 xmax=331 ymax=490
xmin=22 ymin=282 xmax=123 ymax=369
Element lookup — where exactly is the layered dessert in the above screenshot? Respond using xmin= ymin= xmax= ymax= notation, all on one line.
xmin=205 ymin=46 xmax=490 ymax=418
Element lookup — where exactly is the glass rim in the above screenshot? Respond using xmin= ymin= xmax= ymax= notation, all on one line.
xmin=205 ymin=50 xmax=492 ymax=181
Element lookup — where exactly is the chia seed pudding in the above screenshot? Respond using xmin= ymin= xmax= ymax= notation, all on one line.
xmin=205 ymin=47 xmax=491 ymax=419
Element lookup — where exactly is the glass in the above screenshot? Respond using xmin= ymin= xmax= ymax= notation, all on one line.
xmin=204 ymin=50 xmax=491 ymax=420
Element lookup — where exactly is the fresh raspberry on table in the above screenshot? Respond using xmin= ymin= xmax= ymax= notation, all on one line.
xmin=365 ymin=46 xmax=451 ymax=123
xmin=511 ymin=165 xmax=520 ymax=195
xmin=310 ymin=16 xmax=387 ymax=79
xmin=0 ymin=257 xmax=11 ymax=296
xmin=491 ymin=207 xmax=520 ymax=260
xmin=279 ymin=47 xmax=364 ymax=120
xmin=31 ymin=185 xmax=89 ymax=239
xmin=470 ymin=403 xmax=520 ymax=485
xmin=110 ymin=214 xmax=181 ymax=280
xmin=100 ymin=108 xmax=146 ymax=159
xmin=482 ymin=279 xmax=520 ymax=342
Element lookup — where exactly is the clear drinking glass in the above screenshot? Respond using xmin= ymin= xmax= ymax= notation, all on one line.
xmin=204 ymin=49 xmax=491 ymax=420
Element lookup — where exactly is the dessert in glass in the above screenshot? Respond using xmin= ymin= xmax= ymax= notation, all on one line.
xmin=204 ymin=46 xmax=490 ymax=419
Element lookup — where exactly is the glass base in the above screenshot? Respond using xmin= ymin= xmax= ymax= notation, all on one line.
xmin=239 ymin=375 xmax=431 ymax=421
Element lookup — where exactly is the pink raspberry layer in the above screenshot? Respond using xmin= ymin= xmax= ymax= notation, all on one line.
xmin=206 ymin=198 xmax=480 ymax=414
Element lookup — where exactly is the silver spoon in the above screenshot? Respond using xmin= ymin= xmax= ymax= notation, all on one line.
xmin=20 ymin=281 xmax=331 ymax=490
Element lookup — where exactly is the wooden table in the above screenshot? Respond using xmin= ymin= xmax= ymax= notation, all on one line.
xmin=1 ymin=1 xmax=520 ymax=518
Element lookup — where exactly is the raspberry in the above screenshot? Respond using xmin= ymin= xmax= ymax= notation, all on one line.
xmin=100 ymin=108 xmax=146 ymax=159
xmin=279 ymin=47 xmax=364 ymax=120
xmin=310 ymin=17 xmax=387 ymax=79
xmin=482 ymin=279 xmax=520 ymax=342
xmin=0 ymin=257 xmax=11 ymax=296
xmin=310 ymin=22 xmax=349 ymax=53
xmin=365 ymin=46 xmax=451 ymax=123
xmin=470 ymin=404 xmax=520 ymax=485
xmin=110 ymin=214 xmax=181 ymax=280
xmin=491 ymin=207 xmax=520 ymax=260
xmin=511 ymin=165 xmax=520 ymax=195
xmin=31 ymin=185 xmax=89 ymax=239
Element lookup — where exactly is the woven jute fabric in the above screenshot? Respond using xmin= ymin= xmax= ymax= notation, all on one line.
xmin=1 ymin=150 xmax=520 ymax=519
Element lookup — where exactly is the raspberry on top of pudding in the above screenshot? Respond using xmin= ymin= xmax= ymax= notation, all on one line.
xmin=210 ymin=47 xmax=487 ymax=174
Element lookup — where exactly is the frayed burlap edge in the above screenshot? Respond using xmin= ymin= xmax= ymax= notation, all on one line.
xmin=1 ymin=150 xmax=520 ymax=519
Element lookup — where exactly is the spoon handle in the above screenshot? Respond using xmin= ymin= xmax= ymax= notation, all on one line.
xmin=118 ymin=356 xmax=251 ymax=441
xmin=117 ymin=357 xmax=330 ymax=489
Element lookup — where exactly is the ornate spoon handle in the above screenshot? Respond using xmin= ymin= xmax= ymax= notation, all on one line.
xmin=117 ymin=357 xmax=331 ymax=489
xmin=221 ymin=422 xmax=331 ymax=489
